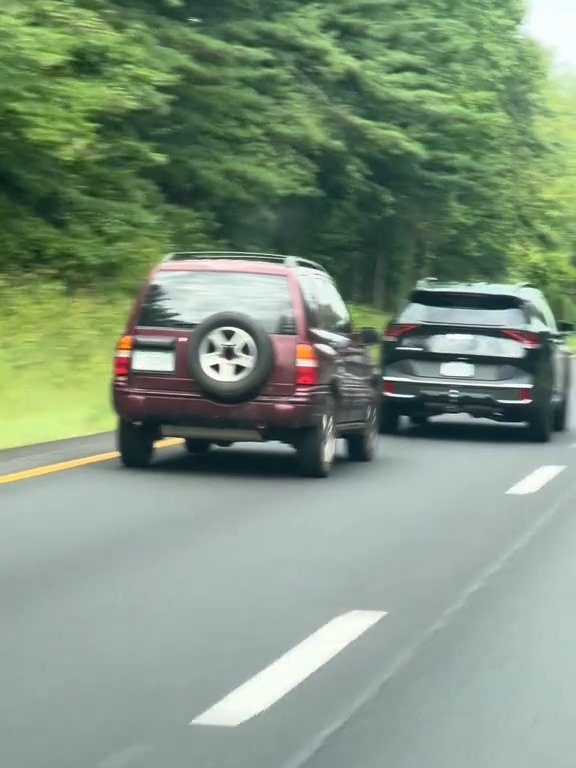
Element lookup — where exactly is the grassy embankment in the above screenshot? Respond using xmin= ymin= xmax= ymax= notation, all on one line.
xmin=0 ymin=282 xmax=388 ymax=450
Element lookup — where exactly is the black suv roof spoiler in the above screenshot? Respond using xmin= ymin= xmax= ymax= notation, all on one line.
xmin=414 ymin=279 xmax=541 ymax=297
xmin=162 ymin=251 xmax=328 ymax=273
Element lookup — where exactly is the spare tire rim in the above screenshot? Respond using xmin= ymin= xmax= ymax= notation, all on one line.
xmin=199 ymin=327 xmax=258 ymax=383
xmin=322 ymin=413 xmax=337 ymax=466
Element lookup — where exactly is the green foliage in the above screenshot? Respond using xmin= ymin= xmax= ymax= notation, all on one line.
xmin=0 ymin=0 xmax=575 ymax=304
xmin=0 ymin=278 xmax=128 ymax=448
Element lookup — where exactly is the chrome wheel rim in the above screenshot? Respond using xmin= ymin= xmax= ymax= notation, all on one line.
xmin=322 ymin=413 xmax=337 ymax=467
xmin=199 ymin=327 xmax=257 ymax=383
xmin=366 ymin=404 xmax=378 ymax=454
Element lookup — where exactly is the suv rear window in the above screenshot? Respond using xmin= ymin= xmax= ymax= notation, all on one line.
xmin=400 ymin=291 xmax=526 ymax=327
xmin=138 ymin=271 xmax=295 ymax=334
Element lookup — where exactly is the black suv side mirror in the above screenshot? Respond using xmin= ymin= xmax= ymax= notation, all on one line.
xmin=360 ymin=327 xmax=379 ymax=345
xmin=558 ymin=321 xmax=574 ymax=334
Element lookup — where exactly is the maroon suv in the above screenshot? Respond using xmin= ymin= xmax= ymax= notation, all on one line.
xmin=112 ymin=252 xmax=379 ymax=477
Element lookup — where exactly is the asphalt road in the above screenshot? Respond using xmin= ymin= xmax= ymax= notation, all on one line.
xmin=2 ymin=404 xmax=576 ymax=768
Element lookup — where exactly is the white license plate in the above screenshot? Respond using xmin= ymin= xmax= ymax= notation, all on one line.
xmin=132 ymin=349 xmax=175 ymax=373
xmin=440 ymin=361 xmax=475 ymax=378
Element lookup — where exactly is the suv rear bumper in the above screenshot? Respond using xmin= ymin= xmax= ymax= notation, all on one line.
xmin=382 ymin=375 xmax=534 ymax=421
xmin=113 ymin=386 xmax=326 ymax=438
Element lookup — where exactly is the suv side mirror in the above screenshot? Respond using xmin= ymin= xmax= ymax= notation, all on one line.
xmin=360 ymin=327 xmax=379 ymax=345
xmin=558 ymin=321 xmax=574 ymax=334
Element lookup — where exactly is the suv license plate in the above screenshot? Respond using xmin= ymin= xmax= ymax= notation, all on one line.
xmin=132 ymin=350 xmax=176 ymax=373
xmin=440 ymin=362 xmax=475 ymax=378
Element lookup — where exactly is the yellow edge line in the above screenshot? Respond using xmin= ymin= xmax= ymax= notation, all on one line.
xmin=0 ymin=439 xmax=184 ymax=486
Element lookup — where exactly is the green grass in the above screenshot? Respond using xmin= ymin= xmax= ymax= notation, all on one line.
xmin=0 ymin=282 xmax=129 ymax=450
xmin=349 ymin=304 xmax=389 ymax=332
xmin=0 ymin=281 xmax=388 ymax=451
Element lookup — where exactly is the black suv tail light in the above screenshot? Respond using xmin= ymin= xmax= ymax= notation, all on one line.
xmin=383 ymin=323 xmax=420 ymax=342
xmin=501 ymin=330 xmax=540 ymax=350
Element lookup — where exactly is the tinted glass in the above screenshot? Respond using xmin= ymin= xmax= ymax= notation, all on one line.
xmin=400 ymin=291 xmax=526 ymax=327
xmin=316 ymin=277 xmax=351 ymax=334
xmin=298 ymin=271 xmax=320 ymax=327
xmin=138 ymin=271 xmax=295 ymax=333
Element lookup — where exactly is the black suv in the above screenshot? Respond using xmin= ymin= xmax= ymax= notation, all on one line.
xmin=380 ymin=281 xmax=573 ymax=441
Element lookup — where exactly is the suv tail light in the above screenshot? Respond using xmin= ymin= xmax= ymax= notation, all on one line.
xmin=296 ymin=343 xmax=319 ymax=386
xmin=384 ymin=323 xmax=420 ymax=342
xmin=501 ymin=330 xmax=540 ymax=350
xmin=114 ymin=336 xmax=133 ymax=377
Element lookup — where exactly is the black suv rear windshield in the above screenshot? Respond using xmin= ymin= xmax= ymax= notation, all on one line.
xmin=400 ymin=290 xmax=526 ymax=327
xmin=138 ymin=271 xmax=295 ymax=334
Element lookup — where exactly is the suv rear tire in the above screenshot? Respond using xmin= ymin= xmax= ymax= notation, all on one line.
xmin=347 ymin=403 xmax=378 ymax=462
xmin=297 ymin=399 xmax=337 ymax=478
xmin=528 ymin=400 xmax=552 ymax=443
xmin=118 ymin=420 xmax=154 ymax=468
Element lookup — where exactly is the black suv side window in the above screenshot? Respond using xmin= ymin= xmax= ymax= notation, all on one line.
xmin=316 ymin=276 xmax=351 ymax=335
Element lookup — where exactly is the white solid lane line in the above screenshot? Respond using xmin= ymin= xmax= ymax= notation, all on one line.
xmin=506 ymin=465 xmax=566 ymax=496
xmin=191 ymin=610 xmax=387 ymax=728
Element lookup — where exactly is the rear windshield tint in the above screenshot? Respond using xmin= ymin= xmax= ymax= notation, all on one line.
xmin=138 ymin=271 xmax=295 ymax=334
xmin=400 ymin=291 xmax=526 ymax=327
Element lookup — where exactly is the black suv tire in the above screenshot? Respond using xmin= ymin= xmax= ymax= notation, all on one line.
xmin=297 ymin=399 xmax=336 ymax=478
xmin=118 ymin=420 xmax=154 ymax=468
xmin=185 ymin=439 xmax=212 ymax=454
xmin=347 ymin=402 xmax=378 ymax=462
xmin=528 ymin=400 xmax=552 ymax=443
xmin=553 ymin=399 xmax=568 ymax=432
xmin=188 ymin=312 xmax=275 ymax=404
xmin=379 ymin=402 xmax=400 ymax=435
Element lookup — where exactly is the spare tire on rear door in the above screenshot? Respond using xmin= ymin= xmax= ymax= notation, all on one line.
xmin=187 ymin=312 xmax=275 ymax=404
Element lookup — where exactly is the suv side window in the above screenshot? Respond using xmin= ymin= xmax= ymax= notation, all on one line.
xmin=297 ymin=271 xmax=320 ymax=327
xmin=316 ymin=276 xmax=351 ymax=335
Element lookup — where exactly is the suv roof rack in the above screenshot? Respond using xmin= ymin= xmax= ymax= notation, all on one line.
xmin=163 ymin=251 xmax=328 ymax=273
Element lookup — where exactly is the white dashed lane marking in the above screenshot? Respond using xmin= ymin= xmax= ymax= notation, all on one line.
xmin=506 ymin=465 xmax=566 ymax=496
xmin=191 ymin=610 xmax=387 ymax=727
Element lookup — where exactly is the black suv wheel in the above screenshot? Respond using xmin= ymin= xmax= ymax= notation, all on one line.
xmin=118 ymin=420 xmax=154 ymax=468
xmin=528 ymin=400 xmax=552 ymax=443
xmin=185 ymin=439 xmax=212 ymax=454
xmin=379 ymin=402 xmax=400 ymax=435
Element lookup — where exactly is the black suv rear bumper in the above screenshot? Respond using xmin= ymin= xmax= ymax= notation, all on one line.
xmin=382 ymin=375 xmax=534 ymax=422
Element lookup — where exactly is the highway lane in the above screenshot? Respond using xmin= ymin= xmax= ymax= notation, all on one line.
xmin=1 ymin=413 xmax=575 ymax=768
